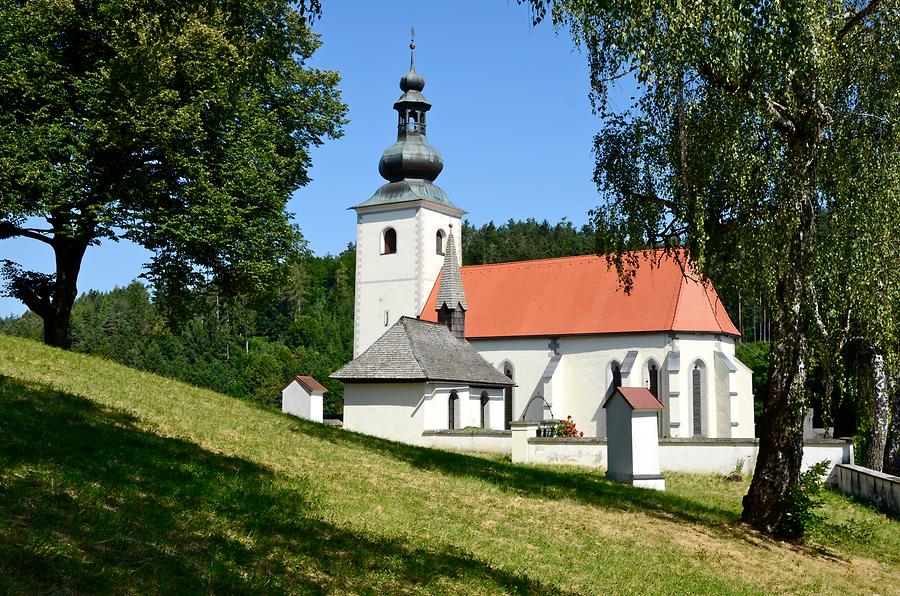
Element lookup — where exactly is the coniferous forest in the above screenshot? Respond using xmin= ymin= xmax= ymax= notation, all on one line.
xmin=1 ymin=218 xmax=780 ymax=420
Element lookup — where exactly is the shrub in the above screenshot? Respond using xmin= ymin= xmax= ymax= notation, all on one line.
xmin=552 ymin=416 xmax=584 ymax=438
xmin=775 ymin=460 xmax=831 ymax=540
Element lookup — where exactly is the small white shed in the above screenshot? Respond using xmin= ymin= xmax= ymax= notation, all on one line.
xmin=602 ymin=387 xmax=666 ymax=491
xmin=282 ymin=375 xmax=326 ymax=423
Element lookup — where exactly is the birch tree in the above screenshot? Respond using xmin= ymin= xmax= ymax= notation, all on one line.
xmin=522 ymin=0 xmax=900 ymax=533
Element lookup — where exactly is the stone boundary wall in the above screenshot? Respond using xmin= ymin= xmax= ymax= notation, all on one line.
xmin=422 ymin=429 xmax=511 ymax=454
xmin=827 ymin=464 xmax=900 ymax=516
xmin=509 ymin=421 xmax=853 ymax=475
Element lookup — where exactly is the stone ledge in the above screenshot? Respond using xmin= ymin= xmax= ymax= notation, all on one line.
xmin=525 ymin=436 xmax=853 ymax=446
xmin=423 ymin=429 xmax=511 ymax=438
xmin=530 ymin=437 xmax=608 ymax=445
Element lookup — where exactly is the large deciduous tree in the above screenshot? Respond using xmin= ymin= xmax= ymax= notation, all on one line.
xmin=523 ymin=0 xmax=900 ymax=533
xmin=0 ymin=0 xmax=346 ymax=347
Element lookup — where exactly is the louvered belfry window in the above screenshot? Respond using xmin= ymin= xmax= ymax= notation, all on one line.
xmin=692 ymin=364 xmax=702 ymax=436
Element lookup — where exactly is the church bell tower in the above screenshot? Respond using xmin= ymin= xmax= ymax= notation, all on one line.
xmin=352 ymin=33 xmax=465 ymax=356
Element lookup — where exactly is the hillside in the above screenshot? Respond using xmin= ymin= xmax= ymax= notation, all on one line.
xmin=0 ymin=334 xmax=897 ymax=594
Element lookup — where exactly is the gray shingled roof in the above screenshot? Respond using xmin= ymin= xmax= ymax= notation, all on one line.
xmin=354 ymin=179 xmax=461 ymax=211
xmin=331 ymin=317 xmax=513 ymax=386
xmin=436 ymin=230 xmax=467 ymax=310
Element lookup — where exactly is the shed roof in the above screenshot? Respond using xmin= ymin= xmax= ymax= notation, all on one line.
xmin=331 ymin=317 xmax=514 ymax=387
xmin=286 ymin=375 xmax=327 ymax=394
xmin=602 ymin=387 xmax=665 ymax=411
xmin=420 ymin=251 xmax=738 ymax=338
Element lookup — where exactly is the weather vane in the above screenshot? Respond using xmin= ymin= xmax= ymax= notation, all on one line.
xmin=409 ymin=26 xmax=416 ymax=68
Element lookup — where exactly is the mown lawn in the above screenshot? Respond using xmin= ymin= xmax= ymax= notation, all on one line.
xmin=0 ymin=334 xmax=897 ymax=594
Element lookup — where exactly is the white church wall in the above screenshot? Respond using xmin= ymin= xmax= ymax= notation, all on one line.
xmin=472 ymin=333 xmax=754 ymax=441
xmin=732 ymin=357 xmax=755 ymax=437
xmin=354 ymin=206 xmax=421 ymax=356
xmin=472 ymin=338 xmax=558 ymax=423
xmin=343 ymin=382 xmax=428 ymax=445
xmin=667 ymin=334 xmax=755 ymax=439
xmin=518 ymin=437 xmax=852 ymax=475
xmin=561 ymin=335 xmax=670 ymax=439
xmin=416 ymin=206 xmax=462 ymax=311
xmin=421 ymin=431 xmax=511 ymax=454
xmin=354 ymin=203 xmax=462 ymax=357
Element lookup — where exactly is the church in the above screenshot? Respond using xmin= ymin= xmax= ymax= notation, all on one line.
xmin=332 ymin=42 xmax=755 ymax=448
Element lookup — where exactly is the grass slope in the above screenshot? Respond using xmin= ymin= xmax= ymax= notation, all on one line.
xmin=0 ymin=335 xmax=897 ymax=595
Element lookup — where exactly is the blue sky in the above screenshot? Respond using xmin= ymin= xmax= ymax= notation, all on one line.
xmin=1 ymin=1 xmax=622 ymax=317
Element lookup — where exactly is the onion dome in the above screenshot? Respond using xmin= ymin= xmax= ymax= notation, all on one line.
xmin=353 ymin=32 xmax=461 ymax=213
xmin=400 ymin=65 xmax=425 ymax=92
xmin=378 ymin=135 xmax=443 ymax=182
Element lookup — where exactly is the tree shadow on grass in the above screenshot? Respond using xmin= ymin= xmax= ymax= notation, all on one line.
xmin=0 ymin=377 xmax=571 ymax=595
xmin=293 ymin=418 xmax=837 ymax=556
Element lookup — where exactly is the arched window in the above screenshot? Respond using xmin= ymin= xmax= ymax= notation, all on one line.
xmin=611 ymin=361 xmax=622 ymax=389
xmin=480 ymin=391 xmax=489 ymax=429
xmin=647 ymin=361 xmax=659 ymax=398
xmin=646 ymin=359 xmax=662 ymax=436
xmin=503 ymin=362 xmax=514 ymax=430
xmin=692 ymin=361 xmax=705 ymax=437
xmin=436 ymin=229 xmax=445 ymax=255
xmin=382 ymin=227 xmax=397 ymax=254
xmin=448 ymin=391 xmax=459 ymax=430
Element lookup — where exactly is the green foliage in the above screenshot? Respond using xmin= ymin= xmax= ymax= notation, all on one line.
xmin=522 ymin=0 xmax=900 ymax=530
xmin=774 ymin=460 xmax=831 ymax=540
xmin=0 ymin=247 xmax=355 ymax=415
xmin=0 ymin=0 xmax=347 ymax=344
xmin=461 ymin=218 xmax=595 ymax=266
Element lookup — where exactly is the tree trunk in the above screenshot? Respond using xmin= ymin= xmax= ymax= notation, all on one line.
xmin=884 ymin=381 xmax=900 ymax=476
xmin=741 ymin=136 xmax=816 ymax=533
xmin=864 ymin=350 xmax=889 ymax=471
xmin=42 ymin=239 xmax=89 ymax=349
xmin=741 ymin=271 xmax=809 ymax=532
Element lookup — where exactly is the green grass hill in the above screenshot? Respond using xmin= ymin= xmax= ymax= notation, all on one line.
xmin=0 ymin=334 xmax=897 ymax=594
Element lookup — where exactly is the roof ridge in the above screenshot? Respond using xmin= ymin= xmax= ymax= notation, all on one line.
xmin=459 ymin=249 xmax=672 ymax=272
xmin=400 ymin=318 xmax=431 ymax=378
xmin=461 ymin=254 xmax=602 ymax=271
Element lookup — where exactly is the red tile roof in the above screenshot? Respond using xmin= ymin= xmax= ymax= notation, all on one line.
xmin=420 ymin=252 xmax=738 ymax=338
xmin=286 ymin=375 xmax=327 ymax=394
xmin=603 ymin=387 xmax=664 ymax=411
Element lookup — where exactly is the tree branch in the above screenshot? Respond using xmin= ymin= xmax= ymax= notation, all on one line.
xmin=838 ymin=0 xmax=882 ymax=39
xmin=0 ymin=222 xmax=53 ymax=245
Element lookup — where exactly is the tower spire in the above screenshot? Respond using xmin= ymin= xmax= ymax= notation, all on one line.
xmin=353 ymin=35 xmax=463 ymax=212
xmin=436 ymin=224 xmax=467 ymax=341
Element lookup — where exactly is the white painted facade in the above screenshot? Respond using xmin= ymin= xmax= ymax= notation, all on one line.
xmin=510 ymin=423 xmax=853 ymax=476
xmin=474 ymin=333 xmax=754 ymax=439
xmin=282 ymin=380 xmax=324 ymax=423
xmin=343 ymin=381 xmax=505 ymax=446
xmin=604 ymin=393 xmax=665 ymax=490
xmin=353 ymin=201 xmax=462 ymax=357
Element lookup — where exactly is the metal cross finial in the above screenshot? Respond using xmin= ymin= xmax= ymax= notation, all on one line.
xmin=409 ymin=26 xmax=416 ymax=67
